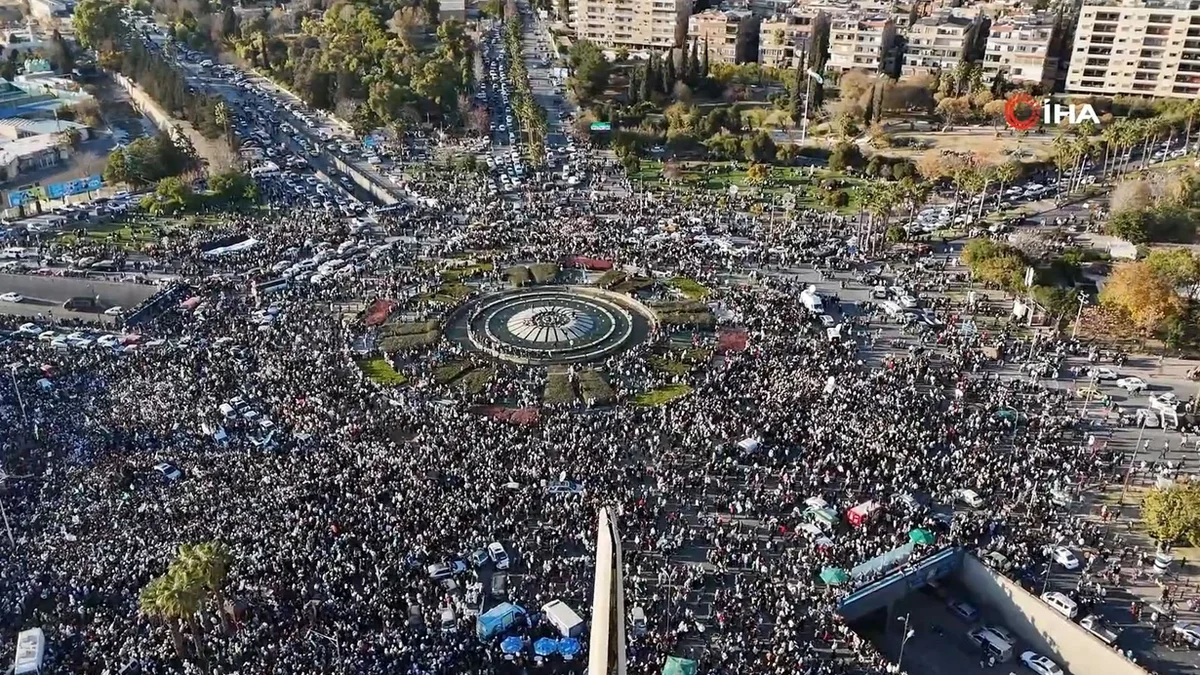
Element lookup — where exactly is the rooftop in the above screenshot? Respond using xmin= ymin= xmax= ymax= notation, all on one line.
xmin=0 ymin=134 xmax=60 ymax=166
xmin=1080 ymin=0 xmax=1200 ymax=8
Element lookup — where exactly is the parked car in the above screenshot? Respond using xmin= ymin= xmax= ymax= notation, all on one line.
xmin=1116 ymin=376 xmax=1147 ymax=393
xmin=1080 ymin=615 xmax=1121 ymax=646
xmin=1020 ymin=651 xmax=1064 ymax=675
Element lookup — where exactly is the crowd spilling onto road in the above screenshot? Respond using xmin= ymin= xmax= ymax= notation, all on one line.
xmin=0 ymin=141 xmax=1185 ymax=675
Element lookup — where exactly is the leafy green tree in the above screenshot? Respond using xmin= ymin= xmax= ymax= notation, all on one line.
xmin=209 ymin=169 xmax=257 ymax=203
xmin=568 ymin=40 xmax=610 ymax=102
xmin=1145 ymin=248 xmax=1200 ymax=288
xmin=1105 ymin=209 xmax=1151 ymax=244
xmin=72 ymin=0 xmax=126 ymax=51
xmin=828 ymin=142 xmax=863 ymax=172
xmin=741 ymin=131 xmax=777 ymax=164
xmin=885 ymin=225 xmax=907 ymax=243
xmin=103 ymin=149 xmax=129 ymax=185
xmin=155 ymin=176 xmax=195 ymax=214
xmin=1143 ymin=483 xmax=1200 ymax=546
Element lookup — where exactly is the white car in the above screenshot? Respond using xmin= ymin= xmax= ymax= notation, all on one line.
xmin=1020 ymin=651 xmax=1064 ymax=675
xmin=488 ymin=542 xmax=511 ymax=570
xmin=104 ymin=306 xmax=124 ymax=316
xmin=1116 ymin=376 xmax=1147 ymax=393
xmin=1088 ymin=367 xmax=1118 ymax=381
xmin=16 ymin=322 xmax=43 ymax=335
xmin=154 ymin=462 xmax=183 ymax=481
xmin=1150 ymin=393 xmax=1179 ymax=413
xmin=0 ymin=292 xmax=23 ymax=303
xmin=952 ymin=488 xmax=985 ymax=508
xmin=1050 ymin=545 xmax=1079 ymax=570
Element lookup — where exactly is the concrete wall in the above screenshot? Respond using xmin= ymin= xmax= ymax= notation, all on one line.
xmin=326 ymin=153 xmax=400 ymax=206
xmin=112 ymin=73 xmax=176 ymax=139
xmin=958 ymin=555 xmax=1149 ymax=675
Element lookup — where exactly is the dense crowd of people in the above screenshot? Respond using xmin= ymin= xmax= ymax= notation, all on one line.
xmin=0 ymin=157 xmax=1160 ymax=675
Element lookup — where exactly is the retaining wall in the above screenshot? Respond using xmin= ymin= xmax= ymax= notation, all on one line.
xmin=958 ymin=554 xmax=1148 ymax=675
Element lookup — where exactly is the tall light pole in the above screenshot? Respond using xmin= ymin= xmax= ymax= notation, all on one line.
xmin=1119 ymin=415 xmax=1150 ymax=506
xmin=799 ymin=68 xmax=824 ymax=147
xmin=8 ymin=363 xmax=27 ymax=432
xmin=1071 ymin=294 xmax=1087 ymax=340
xmin=897 ymin=613 xmax=914 ymax=670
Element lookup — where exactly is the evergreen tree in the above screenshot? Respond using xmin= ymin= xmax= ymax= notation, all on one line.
xmin=701 ymin=38 xmax=710 ymax=79
xmin=687 ymin=39 xmax=699 ymax=84
xmin=639 ymin=64 xmax=652 ymax=101
xmin=663 ymin=50 xmax=676 ymax=94
xmin=789 ymin=49 xmax=806 ymax=121
xmin=647 ymin=54 xmax=661 ymax=94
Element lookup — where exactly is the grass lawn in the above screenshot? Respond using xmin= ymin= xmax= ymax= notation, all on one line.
xmin=419 ymin=283 xmax=474 ymax=305
xmin=378 ymin=321 xmax=441 ymax=352
xmin=630 ymin=161 xmax=864 ymax=215
xmin=649 ymin=356 xmax=691 ymax=376
xmin=356 ymin=357 xmax=407 ymax=386
xmin=440 ymin=261 xmax=495 ymax=283
xmin=544 ymin=371 xmax=578 ymax=406
xmin=667 ymin=277 xmax=710 ymax=300
xmin=578 ymin=370 xmax=615 ymax=405
xmin=505 ymin=265 xmax=533 ymax=287
xmin=57 ymin=223 xmax=160 ymax=249
xmin=634 ymin=383 xmax=693 ymax=406
xmin=459 ymin=367 xmax=495 ymax=394
xmin=434 ymin=361 xmax=473 ymax=385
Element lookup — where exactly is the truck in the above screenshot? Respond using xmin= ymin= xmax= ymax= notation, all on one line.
xmin=1080 ymin=615 xmax=1121 ymax=646
xmin=476 ymin=602 xmax=526 ymax=641
xmin=800 ymin=286 xmax=823 ymax=313
xmin=542 ymin=600 xmax=585 ymax=638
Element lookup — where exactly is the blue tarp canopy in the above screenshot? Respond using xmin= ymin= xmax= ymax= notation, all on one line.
xmin=500 ymin=636 xmax=523 ymax=655
xmin=534 ymin=637 xmax=558 ymax=656
xmin=558 ymin=637 xmax=581 ymax=657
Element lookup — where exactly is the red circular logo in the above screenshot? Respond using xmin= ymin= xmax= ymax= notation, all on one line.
xmin=1004 ymin=93 xmax=1039 ymax=132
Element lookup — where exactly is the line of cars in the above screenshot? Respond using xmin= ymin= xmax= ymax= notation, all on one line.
xmin=937 ymin=589 xmax=1067 ymax=675
xmin=6 ymin=323 xmax=140 ymax=352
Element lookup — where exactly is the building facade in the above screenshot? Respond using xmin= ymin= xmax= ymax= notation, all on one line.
xmin=982 ymin=14 xmax=1062 ymax=90
xmin=758 ymin=12 xmax=819 ymax=69
xmin=574 ymin=0 xmax=690 ymax=52
xmin=901 ymin=14 xmax=981 ymax=78
xmin=1066 ymin=0 xmax=1200 ymax=99
xmin=687 ymin=8 xmax=760 ymax=65
xmin=827 ymin=16 xmax=897 ymax=72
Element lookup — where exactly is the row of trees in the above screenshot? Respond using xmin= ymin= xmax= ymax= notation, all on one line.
xmin=74 ymin=0 xmax=231 ymax=142
xmin=1105 ymin=173 xmax=1200 ymax=245
xmin=138 ymin=542 xmax=235 ymax=660
xmin=102 ymin=131 xmax=200 ymax=188
xmin=503 ymin=0 xmax=546 ymax=163
xmin=231 ymin=0 xmax=471 ymax=136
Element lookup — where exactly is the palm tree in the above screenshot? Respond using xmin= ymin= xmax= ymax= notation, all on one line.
xmin=139 ymin=573 xmax=200 ymax=659
xmin=176 ymin=542 xmax=235 ymax=636
xmin=993 ymin=160 xmax=1021 ymax=206
xmin=1184 ymin=100 xmax=1200 ymax=156
xmin=1100 ymin=122 xmax=1122 ymax=178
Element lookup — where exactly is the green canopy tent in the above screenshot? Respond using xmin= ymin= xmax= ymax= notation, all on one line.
xmin=662 ymin=656 xmax=698 ymax=675
xmin=909 ymin=528 xmax=936 ymax=546
xmin=820 ymin=567 xmax=850 ymax=585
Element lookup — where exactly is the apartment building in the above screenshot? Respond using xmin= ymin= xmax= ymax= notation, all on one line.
xmin=574 ymin=0 xmax=691 ymax=52
xmin=758 ymin=11 xmax=820 ymax=68
xmin=982 ymin=13 xmax=1062 ymax=90
xmin=687 ymin=8 xmax=761 ymax=65
xmin=1066 ymin=0 xmax=1200 ymax=99
xmin=827 ymin=16 xmax=897 ymax=73
xmin=901 ymin=14 xmax=981 ymax=78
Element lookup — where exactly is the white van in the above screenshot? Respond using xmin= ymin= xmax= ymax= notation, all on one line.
xmin=1040 ymin=591 xmax=1078 ymax=619
xmin=966 ymin=627 xmax=1014 ymax=662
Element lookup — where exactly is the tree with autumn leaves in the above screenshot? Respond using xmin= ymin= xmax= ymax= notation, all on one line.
xmin=1097 ymin=249 xmax=1200 ymax=345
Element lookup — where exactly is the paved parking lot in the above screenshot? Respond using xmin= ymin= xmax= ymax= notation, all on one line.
xmin=0 ymin=274 xmax=158 ymax=324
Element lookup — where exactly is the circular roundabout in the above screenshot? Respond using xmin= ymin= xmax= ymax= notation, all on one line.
xmin=452 ymin=286 xmax=658 ymax=366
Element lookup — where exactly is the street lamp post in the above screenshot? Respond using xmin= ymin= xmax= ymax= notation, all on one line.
xmin=8 ymin=364 xmax=28 ymax=431
xmin=1118 ymin=416 xmax=1150 ymax=506
xmin=1071 ymin=294 xmax=1087 ymax=340
xmin=896 ymin=613 xmax=914 ymax=670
